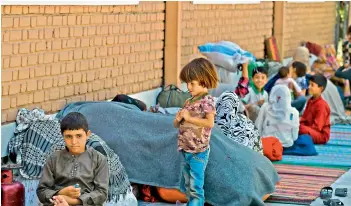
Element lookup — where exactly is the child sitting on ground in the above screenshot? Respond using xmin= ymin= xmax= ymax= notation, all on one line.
xmin=299 ymin=74 xmax=331 ymax=144
xmin=37 ymin=112 xmax=109 ymax=206
xmin=291 ymin=61 xmax=308 ymax=96
xmin=241 ymin=66 xmax=269 ymax=122
xmin=173 ymin=57 xmax=218 ymax=205
xmin=255 ymin=85 xmax=300 ymax=147
xmin=290 ymin=61 xmax=308 ymax=112
xmin=275 ymin=66 xmax=303 ymax=98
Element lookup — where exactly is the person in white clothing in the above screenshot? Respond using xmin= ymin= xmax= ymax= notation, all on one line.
xmin=255 ymin=85 xmax=300 ymax=147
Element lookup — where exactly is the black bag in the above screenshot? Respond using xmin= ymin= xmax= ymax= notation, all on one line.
xmin=112 ymin=94 xmax=147 ymax=111
xmin=156 ymin=85 xmax=191 ymax=108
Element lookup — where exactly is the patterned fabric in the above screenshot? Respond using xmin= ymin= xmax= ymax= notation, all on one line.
xmin=87 ymin=134 xmax=131 ymax=201
xmin=178 ymin=95 xmax=216 ymax=153
xmin=215 ymin=91 xmax=263 ymax=154
xmin=265 ymin=36 xmax=281 ymax=62
xmin=295 ymin=76 xmax=308 ymax=90
xmin=9 ymin=108 xmax=56 ymax=164
xmin=342 ymin=40 xmax=351 ymax=65
xmin=17 ymin=120 xmax=66 ymax=179
xmin=266 ymin=165 xmax=346 ymax=205
xmin=7 ymin=108 xmax=131 ymax=203
xmin=235 ymin=77 xmax=249 ymax=98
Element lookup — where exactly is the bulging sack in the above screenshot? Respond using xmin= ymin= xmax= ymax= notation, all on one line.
xmin=156 ymin=85 xmax=191 ymax=108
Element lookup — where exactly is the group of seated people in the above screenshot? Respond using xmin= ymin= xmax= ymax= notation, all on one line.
xmin=34 ymin=31 xmax=351 ymax=205
xmin=243 ymin=60 xmax=330 ymax=149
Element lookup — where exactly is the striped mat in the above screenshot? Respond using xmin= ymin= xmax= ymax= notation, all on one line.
xmin=266 ymin=165 xmax=347 ymax=205
xmin=274 ymin=125 xmax=351 ymax=168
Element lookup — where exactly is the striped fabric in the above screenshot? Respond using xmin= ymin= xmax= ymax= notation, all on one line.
xmin=266 ymin=165 xmax=347 ymax=204
xmin=265 ymin=37 xmax=281 ymax=62
xmin=274 ymin=125 xmax=351 ymax=168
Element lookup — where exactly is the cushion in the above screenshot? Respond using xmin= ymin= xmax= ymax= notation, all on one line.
xmin=156 ymin=187 xmax=187 ymax=203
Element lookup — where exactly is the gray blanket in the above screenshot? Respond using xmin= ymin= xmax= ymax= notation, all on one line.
xmin=322 ymin=79 xmax=351 ymax=125
xmin=57 ymin=101 xmax=279 ymax=206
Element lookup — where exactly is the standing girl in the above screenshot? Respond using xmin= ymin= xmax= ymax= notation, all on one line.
xmin=173 ymin=58 xmax=218 ymax=206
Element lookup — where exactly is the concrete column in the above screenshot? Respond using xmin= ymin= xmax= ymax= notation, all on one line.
xmin=164 ymin=2 xmax=182 ymax=86
xmin=273 ymin=1 xmax=285 ymax=60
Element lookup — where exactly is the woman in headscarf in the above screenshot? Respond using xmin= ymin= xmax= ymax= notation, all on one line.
xmin=215 ymin=91 xmax=263 ymax=154
xmin=255 ymin=85 xmax=300 ymax=148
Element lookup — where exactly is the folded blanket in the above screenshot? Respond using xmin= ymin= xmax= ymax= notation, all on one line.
xmin=57 ymin=101 xmax=280 ymax=206
xmin=262 ymin=137 xmax=283 ymax=161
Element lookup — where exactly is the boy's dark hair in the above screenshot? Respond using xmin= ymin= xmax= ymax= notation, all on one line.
xmin=252 ymin=66 xmax=268 ymax=78
xmin=60 ymin=112 xmax=89 ymax=134
xmin=348 ymin=25 xmax=351 ymax=35
xmin=278 ymin=66 xmax=290 ymax=78
xmin=179 ymin=57 xmax=218 ymax=89
xmin=310 ymin=74 xmax=327 ymax=92
xmin=292 ymin=61 xmax=307 ymax=77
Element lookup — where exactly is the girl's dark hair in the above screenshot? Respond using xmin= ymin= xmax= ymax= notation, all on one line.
xmin=292 ymin=61 xmax=307 ymax=77
xmin=278 ymin=66 xmax=290 ymax=78
xmin=60 ymin=112 xmax=89 ymax=134
xmin=179 ymin=58 xmax=218 ymax=89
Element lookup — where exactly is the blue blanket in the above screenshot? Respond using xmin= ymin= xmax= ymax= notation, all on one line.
xmin=57 ymin=101 xmax=279 ymax=206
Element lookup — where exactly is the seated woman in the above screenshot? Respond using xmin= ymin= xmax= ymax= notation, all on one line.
xmin=255 ymin=85 xmax=300 ymax=148
xmin=215 ymin=91 xmax=263 ymax=154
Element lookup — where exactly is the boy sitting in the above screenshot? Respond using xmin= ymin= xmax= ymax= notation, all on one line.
xmin=37 ymin=112 xmax=109 ymax=206
xmin=299 ymin=74 xmax=331 ymax=144
xmin=242 ymin=66 xmax=269 ymax=122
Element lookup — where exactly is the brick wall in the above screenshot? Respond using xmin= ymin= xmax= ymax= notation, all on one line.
xmin=283 ymin=2 xmax=336 ymax=57
xmin=0 ymin=2 xmax=337 ymax=124
xmin=181 ymin=2 xmax=273 ymax=67
xmin=1 ymin=3 xmax=165 ymax=123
